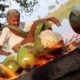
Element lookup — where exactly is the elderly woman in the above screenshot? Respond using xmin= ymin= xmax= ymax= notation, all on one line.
xmin=0 ymin=9 xmax=60 ymax=55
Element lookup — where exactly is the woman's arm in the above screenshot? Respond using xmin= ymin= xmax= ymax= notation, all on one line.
xmin=34 ymin=17 xmax=60 ymax=26
xmin=29 ymin=17 xmax=60 ymax=38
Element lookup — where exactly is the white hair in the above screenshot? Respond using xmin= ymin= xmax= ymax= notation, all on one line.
xmin=6 ymin=9 xmax=20 ymax=18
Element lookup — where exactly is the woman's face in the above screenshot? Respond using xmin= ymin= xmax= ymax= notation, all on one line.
xmin=7 ymin=15 xmax=20 ymax=27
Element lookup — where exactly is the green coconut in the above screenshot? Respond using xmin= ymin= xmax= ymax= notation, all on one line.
xmin=2 ymin=54 xmax=21 ymax=73
xmin=17 ymin=46 xmax=36 ymax=69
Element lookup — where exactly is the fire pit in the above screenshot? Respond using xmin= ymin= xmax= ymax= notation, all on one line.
xmin=13 ymin=46 xmax=80 ymax=80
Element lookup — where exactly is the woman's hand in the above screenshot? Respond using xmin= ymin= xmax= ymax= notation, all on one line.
xmin=48 ymin=17 xmax=61 ymax=26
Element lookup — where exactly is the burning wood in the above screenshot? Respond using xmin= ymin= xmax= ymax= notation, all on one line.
xmin=35 ymin=53 xmax=55 ymax=66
